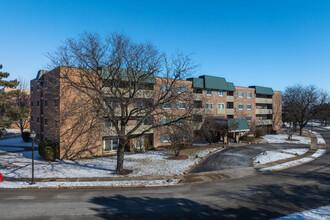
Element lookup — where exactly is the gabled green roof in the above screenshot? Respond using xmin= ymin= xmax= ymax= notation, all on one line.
xmin=226 ymin=82 xmax=236 ymax=91
xmin=249 ymin=86 xmax=274 ymax=95
xmin=228 ymin=119 xmax=250 ymax=131
xmin=101 ymin=66 xmax=156 ymax=84
xmin=187 ymin=77 xmax=204 ymax=88
xmin=36 ymin=70 xmax=47 ymax=80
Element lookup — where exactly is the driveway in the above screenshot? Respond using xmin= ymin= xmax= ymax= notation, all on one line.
xmin=192 ymin=143 xmax=310 ymax=173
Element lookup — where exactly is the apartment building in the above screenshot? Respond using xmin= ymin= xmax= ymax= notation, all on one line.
xmin=30 ymin=67 xmax=281 ymax=159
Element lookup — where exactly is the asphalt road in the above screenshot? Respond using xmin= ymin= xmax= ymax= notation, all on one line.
xmin=0 ymin=127 xmax=329 ymax=220
xmin=191 ymin=143 xmax=310 ymax=173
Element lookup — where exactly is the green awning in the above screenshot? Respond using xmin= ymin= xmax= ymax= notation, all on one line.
xmin=101 ymin=66 xmax=156 ymax=84
xmin=228 ymin=119 xmax=250 ymax=131
xmin=226 ymin=82 xmax=236 ymax=91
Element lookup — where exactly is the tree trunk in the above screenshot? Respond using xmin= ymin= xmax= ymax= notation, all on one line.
xmin=299 ymin=126 xmax=303 ymax=136
xmin=115 ymin=138 xmax=125 ymax=173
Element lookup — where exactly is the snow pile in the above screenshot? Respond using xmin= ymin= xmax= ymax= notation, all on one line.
xmin=0 ymin=138 xmax=38 ymax=147
xmin=325 ymin=127 xmax=330 ymax=130
xmin=0 ymin=148 xmax=218 ymax=179
xmin=259 ymin=149 xmax=326 ymax=171
xmin=253 ymin=148 xmax=309 ymax=166
xmin=311 ymin=131 xmax=326 ymax=144
xmin=275 ymin=204 xmax=330 ymax=219
xmin=262 ymin=134 xmax=311 ymax=144
xmin=0 ymin=179 xmax=180 ymax=189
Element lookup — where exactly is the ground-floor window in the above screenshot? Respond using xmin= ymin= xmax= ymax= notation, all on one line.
xmin=104 ymin=138 xmax=119 ymax=151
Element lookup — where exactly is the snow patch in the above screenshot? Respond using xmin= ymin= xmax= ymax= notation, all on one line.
xmin=262 ymin=134 xmax=311 ymax=144
xmin=311 ymin=131 xmax=326 ymax=144
xmin=274 ymin=204 xmax=330 ymax=219
xmin=259 ymin=149 xmax=326 ymax=171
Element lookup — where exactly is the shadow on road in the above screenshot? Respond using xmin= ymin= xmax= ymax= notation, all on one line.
xmin=89 ymin=195 xmax=281 ymax=219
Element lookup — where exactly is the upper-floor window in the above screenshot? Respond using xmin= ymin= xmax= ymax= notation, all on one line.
xmin=45 ymin=100 xmax=48 ymax=107
xmin=217 ymin=103 xmax=225 ymax=109
xmin=37 ymin=101 xmax=40 ymax=107
xmin=45 ymin=118 xmax=48 ymax=126
xmin=237 ymin=91 xmax=244 ymax=98
xmin=37 ymin=117 xmax=40 ymax=123
xmin=37 ymin=85 xmax=40 ymax=91
xmin=105 ymin=118 xmax=112 ymax=127
xmin=31 ymin=86 xmax=33 ymax=92
xmin=246 ymin=92 xmax=252 ymax=98
xmin=246 ymin=116 xmax=253 ymax=121
xmin=246 ymin=104 xmax=252 ymax=110
xmin=205 ymin=89 xmax=213 ymax=95
xmin=30 ymin=101 xmax=33 ymax=107
xmin=55 ymin=79 xmax=59 ymax=87
xmin=176 ymin=86 xmax=187 ymax=94
xmin=238 ymin=104 xmax=244 ymax=110
xmin=54 ymin=98 xmax=59 ymax=108
xmin=136 ymin=117 xmax=152 ymax=125
xmin=161 ymin=102 xmax=173 ymax=109
xmin=161 ymin=84 xmax=171 ymax=92
xmin=205 ymin=103 xmax=213 ymax=109
xmin=176 ymin=102 xmax=187 ymax=109
xmin=217 ymin=90 xmax=225 ymax=96
xmin=31 ymin=116 xmax=33 ymax=122
xmin=44 ymin=80 xmax=48 ymax=89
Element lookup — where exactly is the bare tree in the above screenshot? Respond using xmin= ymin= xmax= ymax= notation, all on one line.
xmin=13 ymin=77 xmax=30 ymax=135
xmin=167 ymin=122 xmax=193 ymax=157
xmin=283 ymin=85 xmax=328 ymax=136
xmin=199 ymin=117 xmax=229 ymax=144
xmin=48 ymin=32 xmax=196 ymax=174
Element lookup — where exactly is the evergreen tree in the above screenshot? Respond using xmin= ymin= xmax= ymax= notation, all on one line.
xmin=0 ymin=64 xmax=19 ymax=137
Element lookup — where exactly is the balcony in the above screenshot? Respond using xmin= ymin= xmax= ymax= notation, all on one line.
xmin=255 ymin=98 xmax=272 ymax=104
xmin=193 ymin=93 xmax=203 ymax=100
xmin=193 ymin=108 xmax=203 ymax=115
xmin=192 ymin=122 xmax=203 ymax=130
xmin=226 ymin=96 xmax=234 ymax=102
xmin=226 ymin=109 xmax=234 ymax=115
xmin=216 ymin=109 xmax=225 ymax=115
xmin=103 ymin=88 xmax=154 ymax=99
xmin=255 ymin=119 xmax=273 ymax=126
xmin=205 ymin=108 xmax=214 ymax=115
xmin=103 ymin=125 xmax=153 ymax=136
xmin=255 ymin=109 xmax=273 ymax=114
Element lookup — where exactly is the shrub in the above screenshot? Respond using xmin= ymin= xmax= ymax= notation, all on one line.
xmin=38 ymin=140 xmax=59 ymax=161
xmin=255 ymin=127 xmax=266 ymax=138
xmin=22 ymin=132 xmax=30 ymax=142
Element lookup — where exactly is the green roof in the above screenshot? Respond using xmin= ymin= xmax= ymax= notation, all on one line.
xmin=36 ymin=70 xmax=47 ymax=80
xmin=228 ymin=119 xmax=250 ymax=131
xmin=249 ymin=86 xmax=274 ymax=95
xmin=101 ymin=66 xmax=156 ymax=84
xmin=226 ymin=82 xmax=236 ymax=91
xmin=187 ymin=75 xmax=235 ymax=91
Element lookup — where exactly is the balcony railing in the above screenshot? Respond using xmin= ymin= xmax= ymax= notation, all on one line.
xmin=193 ymin=93 xmax=203 ymax=100
xmin=226 ymin=109 xmax=234 ymax=115
xmin=255 ymin=119 xmax=273 ymax=126
xmin=205 ymin=108 xmax=214 ymax=115
xmin=216 ymin=108 xmax=225 ymax=115
xmin=226 ymin=96 xmax=234 ymax=102
xmin=193 ymin=108 xmax=203 ymax=115
xmin=255 ymin=109 xmax=273 ymax=114
xmin=255 ymin=98 xmax=272 ymax=104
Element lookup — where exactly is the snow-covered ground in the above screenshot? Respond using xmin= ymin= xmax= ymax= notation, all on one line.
xmin=262 ymin=134 xmax=311 ymax=144
xmin=275 ymin=204 xmax=330 ymax=219
xmin=0 ymin=137 xmax=38 ymax=147
xmin=253 ymin=148 xmax=309 ymax=166
xmin=5 ymin=129 xmax=21 ymax=133
xmin=0 ymin=179 xmax=179 ymax=189
xmin=259 ymin=149 xmax=326 ymax=171
xmin=312 ymin=131 xmax=327 ymax=144
xmin=0 ymin=148 xmax=218 ymax=179
xmin=325 ymin=127 xmax=330 ymax=130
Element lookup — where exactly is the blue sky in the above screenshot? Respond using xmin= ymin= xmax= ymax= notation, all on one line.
xmin=1 ymin=0 xmax=330 ymax=92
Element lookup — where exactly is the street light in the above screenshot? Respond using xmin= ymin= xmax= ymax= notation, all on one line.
xmin=30 ymin=130 xmax=36 ymax=185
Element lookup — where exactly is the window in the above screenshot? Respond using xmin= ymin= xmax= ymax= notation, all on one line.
xmin=45 ymin=100 xmax=48 ymax=107
xmin=246 ymin=104 xmax=252 ymax=110
xmin=161 ymin=134 xmax=172 ymax=143
xmin=44 ymin=80 xmax=48 ymax=89
xmin=246 ymin=92 xmax=252 ymax=98
xmin=37 ymin=85 xmax=40 ymax=91
xmin=161 ymin=84 xmax=171 ymax=92
xmin=31 ymin=116 xmax=33 ymax=122
xmin=31 ymin=101 xmax=33 ymax=107
xmin=205 ymin=103 xmax=213 ymax=109
xmin=161 ymin=117 xmax=172 ymax=125
xmin=37 ymin=117 xmax=40 ymax=123
xmin=262 ymin=115 xmax=267 ymax=120
xmin=217 ymin=90 xmax=225 ymax=96
xmin=31 ymin=86 xmax=33 ymax=92
xmin=45 ymin=118 xmax=48 ymax=126
xmin=238 ymin=116 xmax=245 ymax=119
xmin=55 ymin=79 xmax=59 ymax=87
xmin=238 ymin=104 xmax=244 ymax=110
xmin=217 ymin=103 xmax=225 ymax=109
xmin=176 ymin=102 xmax=187 ymax=109
xmin=136 ymin=117 xmax=152 ymax=125
xmin=104 ymin=138 xmax=119 ymax=151
xmin=205 ymin=89 xmax=213 ymax=95
xmin=37 ymin=133 xmax=40 ymax=140
xmin=161 ymin=102 xmax=172 ymax=109
xmin=36 ymin=101 xmax=39 ymax=107
xmin=105 ymin=119 xmax=112 ymax=127
xmin=237 ymin=91 xmax=244 ymax=98
xmin=246 ymin=116 xmax=252 ymax=121
xmin=54 ymin=98 xmax=59 ymax=107
xmin=176 ymin=86 xmax=187 ymax=94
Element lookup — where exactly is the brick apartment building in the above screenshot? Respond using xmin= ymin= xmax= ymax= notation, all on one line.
xmin=30 ymin=67 xmax=282 ymax=159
